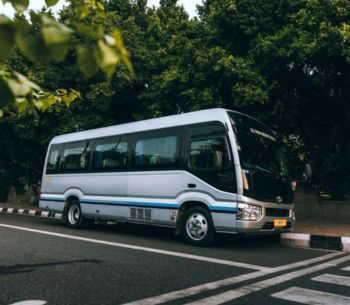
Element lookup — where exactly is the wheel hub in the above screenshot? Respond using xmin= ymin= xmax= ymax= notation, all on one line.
xmin=68 ymin=204 xmax=80 ymax=225
xmin=186 ymin=213 xmax=208 ymax=241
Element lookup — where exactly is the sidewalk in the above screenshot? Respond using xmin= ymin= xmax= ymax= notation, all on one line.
xmin=294 ymin=219 xmax=350 ymax=237
xmin=0 ymin=202 xmax=349 ymax=252
xmin=281 ymin=219 xmax=350 ymax=253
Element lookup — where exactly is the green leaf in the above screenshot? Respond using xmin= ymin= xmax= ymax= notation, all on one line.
xmin=41 ymin=17 xmax=72 ymax=62
xmin=9 ymin=0 xmax=29 ymax=12
xmin=42 ymin=18 xmax=73 ymax=45
xmin=36 ymin=95 xmax=59 ymax=111
xmin=62 ymin=90 xmax=79 ymax=107
xmin=77 ymin=46 xmax=98 ymax=78
xmin=11 ymin=72 xmax=41 ymax=93
xmin=15 ymin=25 xmax=49 ymax=64
xmin=0 ymin=71 xmax=40 ymax=107
xmin=15 ymin=97 xmax=28 ymax=113
xmin=48 ymin=43 xmax=70 ymax=62
xmin=7 ymin=75 xmax=35 ymax=97
xmin=0 ymin=109 xmax=3 ymax=117
xmin=33 ymin=100 xmax=43 ymax=109
xmin=76 ymin=24 xmax=103 ymax=39
xmin=111 ymin=30 xmax=134 ymax=75
xmin=0 ymin=16 xmax=16 ymax=61
xmin=56 ymin=88 xmax=67 ymax=95
xmin=45 ymin=0 xmax=59 ymax=7
xmin=96 ymin=39 xmax=120 ymax=78
xmin=6 ymin=77 xmax=31 ymax=96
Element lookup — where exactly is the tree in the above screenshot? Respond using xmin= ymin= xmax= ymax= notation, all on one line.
xmin=0 ymin=0 xmax=134 ymax=198
xmin=1 ymin=0 xmax=349 ymax=199
xmin=199 ymin=0 xmax=350 ymax=197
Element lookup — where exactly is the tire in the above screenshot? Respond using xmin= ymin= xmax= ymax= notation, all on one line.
xmin=65 ymin=200 xmax=85 ymax=228
xmin=181 ymin=206 xmax=215 ymax=246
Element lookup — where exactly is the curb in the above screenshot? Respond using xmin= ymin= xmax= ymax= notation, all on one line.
xmin=0 ymin=207 xmax=62 ymax=220
xmin=281 ymin=233 xmax=350 ymax=253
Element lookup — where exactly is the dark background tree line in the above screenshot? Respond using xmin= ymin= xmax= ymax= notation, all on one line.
xmin=1 ymin=0 xmax=349 ymax=200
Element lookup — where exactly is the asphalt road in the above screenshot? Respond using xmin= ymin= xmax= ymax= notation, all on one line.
xmin=0 ymin=213 xmax=349 ymax=305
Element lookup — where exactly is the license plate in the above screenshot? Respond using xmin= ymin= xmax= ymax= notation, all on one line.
xmin=274 ymin=219 xmax=287 ymax=227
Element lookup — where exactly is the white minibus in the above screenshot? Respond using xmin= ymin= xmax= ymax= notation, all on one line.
xmin=40 ymin=108 xmax=295 ymax=245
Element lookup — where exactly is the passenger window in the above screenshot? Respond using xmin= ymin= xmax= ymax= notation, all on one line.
xmin=46 ymin=145 xmax=61 ymax=174
xmin=134 ymin=135 xmax=178 ymax=168
xmin=93 ymin=137 xmax=128 ymax=170
xmin=62 ymin=141 xmax=90 ymax=172
xmin=189 ymin=138 xmax=230 ymax=170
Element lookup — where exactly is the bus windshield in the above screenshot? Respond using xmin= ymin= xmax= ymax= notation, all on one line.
xmin=236 ymin=128 xmax=289 ymax=178
xmin=228 ymin=111 xmax=293 ymax=203
xmin=228 ymin=112 xmax=289 ymax=178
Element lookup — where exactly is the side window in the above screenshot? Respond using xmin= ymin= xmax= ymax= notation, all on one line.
xmin=62 ymin=141 xmax=90 ymax=172
xmin=134 ymin=135 xmax=178 ymax=168
xmin=46 ymin=144 xmax=61 ymax=174
xmin=189 ymin=138 xmax=230 ymax=170
xmin=93 ymin=137 xmax=128 ymax=170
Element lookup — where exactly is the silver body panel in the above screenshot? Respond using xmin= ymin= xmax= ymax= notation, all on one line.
xmin=40 ymin=108 xmax=294 ymax=235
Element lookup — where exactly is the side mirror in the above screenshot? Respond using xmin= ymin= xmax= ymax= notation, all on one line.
xmin=213 ymin=151 xmax=223 ymax=169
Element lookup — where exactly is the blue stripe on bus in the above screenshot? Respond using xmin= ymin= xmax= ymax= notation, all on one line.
xmin=209 ymin=206 xmax=237 ymax=214
xmin=40 ymin=197 xmax=237 ymax=213
xmin=40 ymin=197 xmax=65 ymax=202
xmin=81 ymin=198 xmax=180 ymax=209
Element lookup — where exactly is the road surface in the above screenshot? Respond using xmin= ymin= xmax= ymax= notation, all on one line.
xmin=0 ymin=213 xmax=349 ymax=305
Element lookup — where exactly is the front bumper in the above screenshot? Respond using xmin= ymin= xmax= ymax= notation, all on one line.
xmin=236 ymin=201 xmax=294 ymax=234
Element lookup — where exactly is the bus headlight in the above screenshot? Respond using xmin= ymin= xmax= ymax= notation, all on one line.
xmin=237 ymin=203 xmax=262 ymax=221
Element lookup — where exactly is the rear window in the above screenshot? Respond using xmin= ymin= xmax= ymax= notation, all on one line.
xmin=46 ymin=144 xmax=61 ymax=174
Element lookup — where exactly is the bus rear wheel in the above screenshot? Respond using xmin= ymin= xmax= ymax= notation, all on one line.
xmin=66 ymin=200 xmax=84 ymax=228
xmin=181 ymin=206 xmax=215 ymax=246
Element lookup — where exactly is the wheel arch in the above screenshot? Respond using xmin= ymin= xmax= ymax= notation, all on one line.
xmin=175 ymin=201 xmax=211 ymax=234
xmin=63 ymin=195 xmax=80 ymax=217
xmin=63 ymin=188 xmax=84 ymax=216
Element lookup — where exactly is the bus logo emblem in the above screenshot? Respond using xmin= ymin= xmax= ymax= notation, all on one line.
xmin=276 ymin=196 xmax=283 ymax=204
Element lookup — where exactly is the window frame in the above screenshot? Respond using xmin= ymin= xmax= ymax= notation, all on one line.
xmin=184 ymin=121 xmax=237 ymax=193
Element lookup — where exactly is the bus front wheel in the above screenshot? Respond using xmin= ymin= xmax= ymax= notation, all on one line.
xmin=181 ymin=206 xmax=215 ymax=246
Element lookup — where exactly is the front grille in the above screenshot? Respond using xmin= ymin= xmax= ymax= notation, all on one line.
xmin=265 ymin=208 xmax=290 ymax=217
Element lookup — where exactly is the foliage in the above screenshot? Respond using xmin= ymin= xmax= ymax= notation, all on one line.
xmin=1 ymin=0 xmax=350 ymax=199
xmin=0 ymin=0 xmax=133 ymax=116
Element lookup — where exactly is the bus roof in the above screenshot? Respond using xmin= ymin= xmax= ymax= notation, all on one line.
xmin=50 ymin=108 xmax=259 ymax=144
